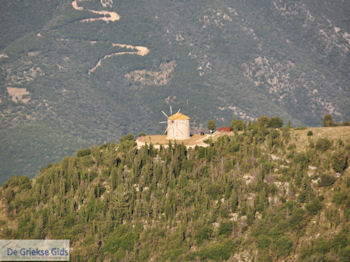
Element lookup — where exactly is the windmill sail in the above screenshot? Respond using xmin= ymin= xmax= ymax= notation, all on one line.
xmin=161 ymin=105 xmax=190 ymax=140
xmin=161 ymin=111 xmax=168 ymax=118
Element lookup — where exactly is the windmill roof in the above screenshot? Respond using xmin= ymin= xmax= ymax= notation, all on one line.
xmin=169 ymin=112 xmax=190 ymax=120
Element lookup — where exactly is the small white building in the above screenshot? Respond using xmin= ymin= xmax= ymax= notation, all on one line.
xmin=167 ymin=112 xmax=190 ymax=140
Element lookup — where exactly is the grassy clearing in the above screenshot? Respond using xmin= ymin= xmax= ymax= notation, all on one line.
xmin=137 ymin=133 xmax=210 ymax=147
xmin=290 ymin=126 xmax=350 ymax=152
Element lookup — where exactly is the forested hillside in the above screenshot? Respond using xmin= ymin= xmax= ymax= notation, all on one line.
xmin=0 ymin=0 xmax=350 ymax=183
xmin=1 ymin=122 xmax=349 ymax=261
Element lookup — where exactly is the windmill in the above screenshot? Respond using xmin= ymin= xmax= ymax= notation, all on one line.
xmin=160 ymin=105 xmax=190 ymax=140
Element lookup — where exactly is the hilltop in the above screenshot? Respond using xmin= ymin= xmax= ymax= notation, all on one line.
xmin=0 ymin=123 xmax=349 ymax=261
xmin=0 ymin=0 xmax=350 ymax=183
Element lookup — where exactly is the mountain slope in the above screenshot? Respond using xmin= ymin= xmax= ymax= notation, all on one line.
xmin=0 ymin=125 xmax=349 ymax=261
xmin=0 ymin=0 xmax=349 ymax=182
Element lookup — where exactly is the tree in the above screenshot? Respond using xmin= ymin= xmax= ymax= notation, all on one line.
xmin=76 ymin=148 xmax=91 ymax=157
xmin=258 ymin=115 xmax=269 ymax=127
xmin=230 ymin=118 xmax=245 ymax=131
xmin=120 ymin=134 xmax=134 ymax=143
xmin=268 ymin=116 xmax=283 ymax=128
xmin=323 ymin=114 xmax=334 ymax=127
xmin=207 ymin=120 xmax=216 ymax=133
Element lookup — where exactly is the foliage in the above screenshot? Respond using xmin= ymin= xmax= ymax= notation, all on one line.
xmin=318 ymin=174 xmax=336 ymax=187
xmin=0 ymin=117 xmax=349 ymax=261
xmin=207 ymin=120 xmax=216 ymax=132
xmin=332 ymin=192 xmax=348 ymax=206
xmin=196 ymin=226 xmax=213 ymax=244
xmin=102 ymin=225 xmax=139 ymax=255
xmin=268 ymin=117 xmax=284 ymax=128
xmin=76 ymin=148 xmax=91 ymax=157
xmin=324 ymin=114 xmax=334 ymax=127
xmin=316 ymin=138 xmax=331 ymax=152
xmin=206 ymin=183 xmax=224 ymax=199
xmin=217 ymin=222 xmax=233 ymax=237
xmin=276 ymin=236 xmax=293 ymax=257
xmin=119 ymin=134 xmax=135 ymax=143
xmin=230 ymin=118 xmax=245 ymax=131
xmin=258 ymin=116 xmax=270 ymax=128
xmin=306 ymin=200 xmax=322 ymax=215
xmin=1 ymin=0 xmax=350 ymax=184
xmin=190 ymin=239 xmax=236 ymax=261
xmin=332 ymin=151 xmax=348 ymax=173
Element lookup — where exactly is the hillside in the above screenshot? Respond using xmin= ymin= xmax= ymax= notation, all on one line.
xmin=0 ymin=0 xmax=350 ymax=182
xmin=0 ymin=124 xmax=349 ymax=261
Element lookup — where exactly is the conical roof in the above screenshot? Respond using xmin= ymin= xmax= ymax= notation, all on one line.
xmin=168 ymin=112 xmax=190 ymax=120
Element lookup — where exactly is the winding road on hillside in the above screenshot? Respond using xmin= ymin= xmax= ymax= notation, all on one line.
xmin=72 ymin=0 xmax=149 ymax=74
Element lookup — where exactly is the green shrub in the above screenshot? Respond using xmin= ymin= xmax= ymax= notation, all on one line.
xmin=318 ymin=174 xmax=336 ymax=187
xmin=332 ymin=151 xmax=348 ymax=173
xmin=2 ymin=176 xmax=31 ymax=189
xmin=276 ymin=236 xmax=293 ymax=257
xmin=316 ymin=138 xmax=331 ymax=151
xmin=196 ymin=226 xmax=213 ymax=244
xmin=217 ymin=222 xmax=233 ymax=237
xmin=331 ymin=230 xmax=349 ymax=251
xmin=257 ymin=235 xmax=271 ymax=250
xmin=312 ymin=238 xmax=330 ymax=254
xmin=206 ymin=184 xmax=224 ymax=199
xmin=76 ymin=148 xmax=91 ymax=157
xmin=119 ymin=134 xmax=135 ymax=142
xmin=306 ymin=200 xmax=322 ymax=215
xmin=295 ymin=153 xmax=310 ymax=170
xmin=332 ymin=192 xmax=348 ymax=206
xmin=163 ymin=248 xmax=187 ymax=261
xmin=289 ymin=208 xmax=305 ymax=229
xmin=340 ymin=247 xmax=350 ymax=262
xmin=307 ymin=130 xmax=313 ymax=136
xmin=192 ymin=239 xmax=236 ymax=261
xmin=102 ymin=225 xmax=138 ymax=255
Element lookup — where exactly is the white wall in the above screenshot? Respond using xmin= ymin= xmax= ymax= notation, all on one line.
xmin=167 ymin=119 xmax=190 ymax=140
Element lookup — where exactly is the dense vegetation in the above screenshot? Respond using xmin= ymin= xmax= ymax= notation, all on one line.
xmin=1 ymin=120 xmax=349 ymax=261
xmin=1 ymin=0 xmax=350 ymax=182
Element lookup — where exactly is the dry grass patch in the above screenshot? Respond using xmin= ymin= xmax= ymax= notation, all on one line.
xmin=290 ymin=126 xmax=350 ymax=152
xmin=137 ymin=134 xmax=210 ymax=148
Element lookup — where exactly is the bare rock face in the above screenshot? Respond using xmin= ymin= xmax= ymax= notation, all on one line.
xmin=125 ymin=61 xmax=176 ymax=87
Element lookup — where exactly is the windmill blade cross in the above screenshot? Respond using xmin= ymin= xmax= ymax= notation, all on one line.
xmin=177 ymin=109 xmax=181 ymax=113
xmin=170 ymin=105 xmax=173 ymax=115
xmin=161 ymin=111 xmax=168 ymax=118
xmin=159 ymin=121 xmax=167 ymax=124
xmin=163 ymin=126 xmax=169 ymax=135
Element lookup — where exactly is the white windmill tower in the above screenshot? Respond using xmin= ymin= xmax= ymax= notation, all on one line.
xmin=160 ymin=106 xmax=190 ymax=140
